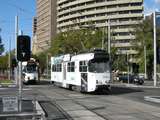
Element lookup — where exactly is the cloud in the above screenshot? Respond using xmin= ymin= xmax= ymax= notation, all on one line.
xmin=144 ymin=1 xmax=160 ymax=15
xmin=144 ymin=3 xmax=155 ymax=15
xmin=155 ymin=0 xmax=160 ymax=4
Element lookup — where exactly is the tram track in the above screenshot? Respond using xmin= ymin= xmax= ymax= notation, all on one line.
xmin=37 ymin=86 xmax=110 ymax=120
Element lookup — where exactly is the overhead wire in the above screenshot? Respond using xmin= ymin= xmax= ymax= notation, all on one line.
xmin=3 ymin=1 xmax=35 ymax=15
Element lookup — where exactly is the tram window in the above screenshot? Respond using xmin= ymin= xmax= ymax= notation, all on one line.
xmin=71 ymin=62 xmax=75 ymax=72
xmin=67 ymin=62 xmax=75 ymax=72
xmin=67 ymin=63 xmax=70 ymax=72
xmin=52 ymin=65 xmax=56 ymax=72
xmin=57 ymin=64 xmax=62 ymax=72
xmin=79 ymin=61 xmax=88 ymax=72
xmin=52 ymin=64 xmax=62 ymax=72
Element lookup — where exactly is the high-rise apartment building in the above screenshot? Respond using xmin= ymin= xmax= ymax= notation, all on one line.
xmin=57 ymin=0 xmax=143 ymax=54
xmin=33 ymin=0 xmax=57 ymax=54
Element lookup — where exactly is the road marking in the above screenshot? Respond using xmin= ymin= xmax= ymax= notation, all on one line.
xmin=144 ymin=96 xmax=160 ymax=103
xmin=22 ymin=88 xmax=32 ymax=91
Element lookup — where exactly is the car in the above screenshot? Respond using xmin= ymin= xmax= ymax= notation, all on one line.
xmin=118 ymin=73 xmax=144 ymax=85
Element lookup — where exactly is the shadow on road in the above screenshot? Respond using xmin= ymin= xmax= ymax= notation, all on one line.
xmin=110 ymin=86 xmax=143 ymax=95
xmin=23 ymin=80 xmax=51 ymax=86
xmin=86 ymin=86 xmax=143 ymax=95
xmin=25 ymin=80 xmax=143 ymax=96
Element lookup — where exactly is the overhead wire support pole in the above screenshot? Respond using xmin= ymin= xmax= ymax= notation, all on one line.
xmin=15 ymin=16 xmax=18 ymax=61
xmin=102 ymin=27 xmax=104 ymax=49
xmin=8 ymin=37 xmax=11 ymax=80
xmin=15 ymin=15 xmax=19 ymax=86
xmin=127 ymin=53 xmax=130 ymax=85
xmin=153 ymin=11 xmax=157 ymax=87
xmin=107 ymin=19 xmax=112 ymax=82
xmin=108 ymin=19 xmax=111 ymax=54
xmin=144 ymin=45 xmax=147 ymax=79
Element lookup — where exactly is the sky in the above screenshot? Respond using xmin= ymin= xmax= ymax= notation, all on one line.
xmin=0 ymin=0 xmax=160 ymax=54
xmin=145 ymin=0 xmax=160 ymax=15
xmin=0 ymin=0 xmax=36 ymax=53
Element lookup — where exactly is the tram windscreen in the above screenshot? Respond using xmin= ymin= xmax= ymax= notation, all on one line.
xmin=88 ymin=60 xmax=109 ymax=73
xmin=26 ymin=64 xmax=37 ymax=73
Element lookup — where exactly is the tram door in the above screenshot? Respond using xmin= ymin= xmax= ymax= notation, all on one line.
xmin=80 ymin=61 xmax=88 ymax=92
xmin=81 ymin=73 xmax=88 ymax=92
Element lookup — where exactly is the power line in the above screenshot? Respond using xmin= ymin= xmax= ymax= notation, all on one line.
xmin=3 ymin=1 xmax=35 ymax=15
xmin=0 ymin=18 xmax=33 ymax=24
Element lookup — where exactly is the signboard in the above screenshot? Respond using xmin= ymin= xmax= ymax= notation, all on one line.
xmin=2 ymin=96 xmax=18 ymax=112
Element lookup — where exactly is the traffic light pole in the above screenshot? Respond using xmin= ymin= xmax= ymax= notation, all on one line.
xmin=18 ymin=61 xmax=22 ymax=112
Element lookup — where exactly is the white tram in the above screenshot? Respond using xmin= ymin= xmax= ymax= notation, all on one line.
xmin=51 ymin=49 xmax=111 ymax=92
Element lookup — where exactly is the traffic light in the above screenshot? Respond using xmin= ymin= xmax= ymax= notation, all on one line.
xmin=17 ymin=35 xmax=31 ymax=61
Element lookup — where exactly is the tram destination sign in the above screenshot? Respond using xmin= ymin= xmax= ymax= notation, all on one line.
xmin=2 ymin=96 xmax=18 ymax=112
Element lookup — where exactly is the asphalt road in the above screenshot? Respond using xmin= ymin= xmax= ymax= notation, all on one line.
xmin=1 ymin=81 xmax=160 ymax=120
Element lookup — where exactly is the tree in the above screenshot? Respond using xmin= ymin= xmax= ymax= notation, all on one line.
xmin=0 ymin=55 xmax=8 ymax=69
xmin=0 ymin=49 xmax=15 ymax=68
xmin=33 ymin=52 xmax=47 ymax=74
xmin=49 ymin=28 xmax=105 ymax=56
xmin=0 ymin=36 xmax=4 ymax=55
xmin=134 ymin=18 xmax=160 ymax=79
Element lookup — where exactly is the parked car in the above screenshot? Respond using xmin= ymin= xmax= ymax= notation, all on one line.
xmin=117 ymin=73 xmax=144 ymax=85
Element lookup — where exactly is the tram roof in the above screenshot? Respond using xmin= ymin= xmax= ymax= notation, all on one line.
xmin=71 ymin=53 xmax=94 ymax=61
xmin=51 ymin=49 xmax=108 ymax=63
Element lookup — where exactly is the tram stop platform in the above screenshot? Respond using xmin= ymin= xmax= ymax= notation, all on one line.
xmin=0 ymin=96 xmax=45 ymax=120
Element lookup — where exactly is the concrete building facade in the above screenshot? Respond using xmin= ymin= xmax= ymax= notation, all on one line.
xmin=33 ymin=0 xmax=57 ymax=54
xmin=57 ymin=0 xmax=144 ymax=54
